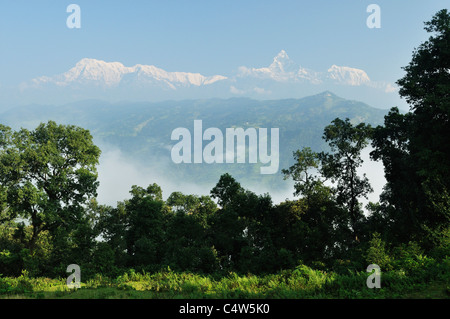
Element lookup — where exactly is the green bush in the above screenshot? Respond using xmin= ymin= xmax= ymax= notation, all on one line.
xmin=366 ymin=233 xmax=392 ymax=270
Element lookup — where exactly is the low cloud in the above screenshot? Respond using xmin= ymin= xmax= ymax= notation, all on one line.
xmin=96 ymin=146 xmax=211 ymax=206
xmin=95 ymin=145 xmax=385 ymax=211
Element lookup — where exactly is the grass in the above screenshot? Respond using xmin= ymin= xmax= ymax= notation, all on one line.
xmin=1 ymin=264 xmax=449 ymax=299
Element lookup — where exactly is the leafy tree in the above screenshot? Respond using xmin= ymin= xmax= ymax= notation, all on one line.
xmin=208 ymin=197 xmax=247 ymax=271
xmin=0 ymin=125 xmax=15 ymax=224
xmin=209 ymin=174 xmax=269 ymax=273
xmin=167 ymin=192 xmax=217 ymax=227
xmin=365 ymin=232 xmax=392 ymax=270
xmin=371 ymin=9 xmax=450 ymax=248
xmin=167 ymin=192 xmax=199 ymax=213
xmin=318 ymin=118 xmax=373 ymax=242
xmin=130 ymin=183 xmax=163 ymax=201
xmin=0 ymin=121 xmax=101 ymax=255
xmin=124 ymin=183 xmax=167 ymax=270
xmin=282 ymin=147 xmax=324 ymax=203
xmin=94 ymin=201 xmax=129 ymax=270
xmin=164 ymin=191 xmax=219 ymax=273
xmin=210 ymin=173 xmax=244 ymax=208
xmin=232 ymin=190 xmax=274 ymax=273
xmin=283 ymin=119 xmax=373 ymax=261
xmin=164 ymin=208 xmax=218 ymax=273
xmin=370 ymin=109 xmax=418 ymax=244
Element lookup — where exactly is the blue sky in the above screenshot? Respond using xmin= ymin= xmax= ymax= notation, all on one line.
xmin=0 ymin=0 xmax=448 ymax=86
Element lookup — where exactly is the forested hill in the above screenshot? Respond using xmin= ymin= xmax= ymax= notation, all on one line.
xmin=0 ymin=91 xmax=388 ymax=190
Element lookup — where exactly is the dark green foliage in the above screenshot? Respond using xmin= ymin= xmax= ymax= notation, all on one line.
xmin=371 ymin=9 xmax=450 ymax=249
xmin=0 ymin=121 xmax=100 ymax=252
xmin=318 ymin=118 xmax=373 ymax=242
xmin=282 ymin=117 xmax=373 ymax=256
xmin=365 ymin=233 xmax=392 ymax=270
xmin=124 ymin=185 xmax=167 ymax=270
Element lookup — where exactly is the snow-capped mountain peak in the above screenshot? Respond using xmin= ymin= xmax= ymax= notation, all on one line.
xmin=269 ymin=50 xmax=299 ymax=75
xmin=62 ymin=58 xmax=133 ymax=86
xmin=31 ymin=58 xmax=227 ymax=89
xmin=236 ymin=50 xmax=381 ymax=88
xmin=327 ymin=65 xmax=371 ymax=86
xmin=238 ymin=50 xmax=305 ymax=82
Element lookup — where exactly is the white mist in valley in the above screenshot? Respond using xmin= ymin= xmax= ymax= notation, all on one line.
xmin=96 ymin=146 xmax=212 ymax=206
xmin=96 ymin=145 xmax=295 ymax=207
xmin=96 ymin=144 xmax=385 ymax=213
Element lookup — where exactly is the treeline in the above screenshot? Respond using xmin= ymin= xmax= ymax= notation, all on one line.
xmin=0 ymin=167 xmax=447 ymax=279
xmin=0 ymin=10 xmax=449 ymax=280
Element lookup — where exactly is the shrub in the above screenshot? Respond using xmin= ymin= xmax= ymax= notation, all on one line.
xmin=366 ymin=232 xmax=392 ymax=270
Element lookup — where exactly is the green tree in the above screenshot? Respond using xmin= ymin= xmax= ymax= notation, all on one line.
xmin=164 ymin=191 xmax=219 ymax=273
xmin=282 ymin=147 xmax=324 ymax=203
xmin=0 ymin=121 xmax=101 ymax=254
xmin=318 ymin=118 xmax=373 ymax=242
xmin=210 ymin=173 xmax=244 ymax=208
xmin=0 ymin=125 xmax=15 ymax=224
xmin=282 ymin=149 xmax=351 ymax=264
xmin=209 ymin=174 xmax=267 ymax=273
xmin=167 ymin=192 xmax=217 ymax=227
xmin=282 ymin=119 xmax=372 ymax=260
xmin=365 ymin=232 xmax=392 ymax=270
xmin=124 ymin=184 xmax=167 ymax=270
xmin=94 ymin=200 xmax=129 ymax=270
xmin=164 ymin=208 xmax=218 ymax=273
xmin=371 ymin=9 xmax=450 ymax=248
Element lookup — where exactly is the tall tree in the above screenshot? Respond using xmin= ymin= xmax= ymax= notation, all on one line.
xmin=210 ymin=173 xmax=244 ymax=208
xmin=318 ymin=118 xmax=373 ymax=242
xmin=282 ymin=147 xmax=324 ymax=204
xmin=0 ymin=121 xmax=101 ymax=252
xmin=371 ymin=9 xmax=450 ymax=247
xmin=124 ymin=184 xmax=167 ymax=270
xmin=282 ymin=145 xmax=354 ymax=260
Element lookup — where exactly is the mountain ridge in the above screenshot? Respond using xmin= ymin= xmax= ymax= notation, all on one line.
xmin=30 ymin=58 xmax=228 ymax=89
xmin=23 ymin=50 xmax=395 ymax=93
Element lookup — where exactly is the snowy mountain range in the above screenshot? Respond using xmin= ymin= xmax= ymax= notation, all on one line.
xmin=5 ymin=50 xmax=399 ymax=109
xmin=235 ymin=50 xmax=394 ymax=89
xmin=28 ymin=50 xmax=387 ymax=89
xmin=29 ymin=58 xmax=228 ymax=89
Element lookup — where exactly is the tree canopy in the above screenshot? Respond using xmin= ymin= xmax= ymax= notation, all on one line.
xmin=0 ymin=121 xmax=101 ymax=252
xmin=371 ymin=9 xmax=450 ymax=247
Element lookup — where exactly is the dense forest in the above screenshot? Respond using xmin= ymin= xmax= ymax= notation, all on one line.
xmin=0 ymin=10 xmax=449 ymax=299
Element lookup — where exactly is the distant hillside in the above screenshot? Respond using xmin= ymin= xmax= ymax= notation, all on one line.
xmin=0 ymin=91 xmax=387 ymax=193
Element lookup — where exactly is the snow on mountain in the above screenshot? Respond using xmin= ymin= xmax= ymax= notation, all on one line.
xmin=28 ymin=52 xmax=387 ymax=91
xmin=130 ymin=64 xmax=227 ymax=87
xmin=16 ymin=51 xmax=397 ymax=108
xmin=237 ymin=50 xmax=318 ymax=83
xmin=327 ymin=65 xmax=371 ymax=86
xmin=30 ymin=58 xmax=227 ymax=89
xmin=237 ymin=50 xmax=382 ymax=88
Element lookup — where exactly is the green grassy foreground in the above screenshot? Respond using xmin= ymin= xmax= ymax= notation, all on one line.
xmin=1 ymin=263 xmax=449 ymax=299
